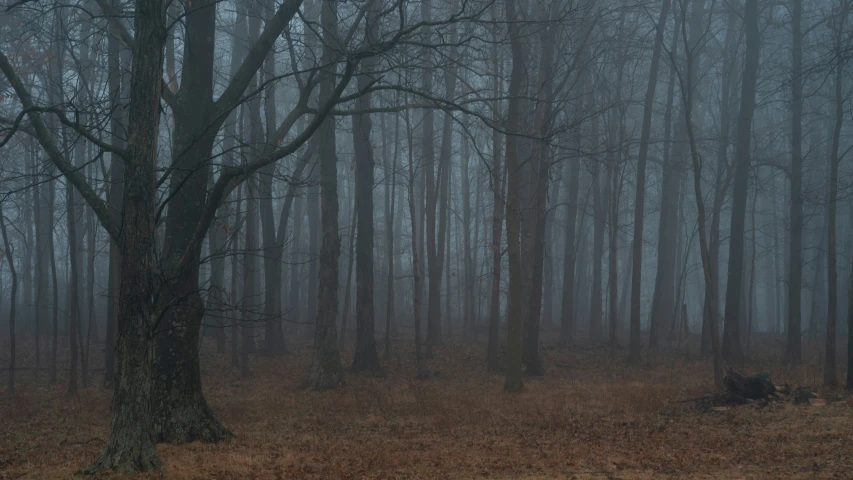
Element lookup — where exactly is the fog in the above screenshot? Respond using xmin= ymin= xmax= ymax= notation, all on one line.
xmin=0 ymin=0 xmax=852 ymax=475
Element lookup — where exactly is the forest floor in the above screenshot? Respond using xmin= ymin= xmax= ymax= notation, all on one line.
xmin=1 ymin=333 xmax=852 ymax=479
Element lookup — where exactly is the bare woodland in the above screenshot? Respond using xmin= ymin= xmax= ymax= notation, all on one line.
xmin=1 ymin=0 xmax=853 ymax=477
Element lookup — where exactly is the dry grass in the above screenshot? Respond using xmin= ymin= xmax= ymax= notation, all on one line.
xmin=1 ymin=335 xmax=852 ymax=479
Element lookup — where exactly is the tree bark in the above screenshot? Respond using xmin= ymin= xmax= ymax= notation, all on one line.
xmin=405 ymin=108 xmax=428 ymax=378
xmin=559 ymin=114 xmax=582 ymax=347
xmin=305 ymin=0 xmax=345 ymax=390
xmin=504 ymin=0 xmax=524 ymax=392
xmin=824 ymin=4 xmax=848 ymax=386
xmin=628 ymin=0 xmax=671 ymax=364
xmin=786 ymin=0 xmax=805 ymax=365
xmin=383 ymin=109 xmax=399 ymax=361
xmin=486 ymin=20 xmax=504 ymax=371
xmin=83 ymin=0 xmax=167 ymax=469
xmin=722 ymin=0 xmax=759 ymax=363
xmin=351 ymin=0 xmax=382 ymax=373
xmin=1 ymin=208 xmax=17 ymax=394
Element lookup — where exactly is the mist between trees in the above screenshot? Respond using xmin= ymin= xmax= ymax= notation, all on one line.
xmin=0 ymin=0 xmax=852 ymax=474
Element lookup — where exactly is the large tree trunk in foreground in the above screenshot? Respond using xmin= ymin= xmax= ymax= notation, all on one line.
xmin=151 ymin=0 xmax=232 ymax=441
xmin=84 ymin=0 xmax=166 ymax=469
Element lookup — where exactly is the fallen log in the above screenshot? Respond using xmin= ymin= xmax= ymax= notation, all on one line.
xmin=723 ymin=368 xmax=778 ymax=401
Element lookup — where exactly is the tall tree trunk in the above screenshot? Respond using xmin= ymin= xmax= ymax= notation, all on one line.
xmin=559 ymin=117 xmax=582 ymax=347
xmin=504 ymin=0 xmax=524 ymax=392
xmin=721 ymin=0 xmax=760 ymax=363
xmin=445 ymin=171 xmax=453 ymax=340
xmin=47 ymin=22 xmax=62 ymax=387
xmin=287 ymin=195 xmax=303 ymax=335
xmin=351 ymin=0 xmax=382 ymax=373
xmin=763 ymin=196 xmax=778 ymax=337
xmin=422 ymin=0 xmax=438 ymax=356
xmin=590 ymin=169 xmax=606 ymax=344
xmin=523 ymin=4 xmax=556 ymax=375
xmin=104 ymin=5 xmax=129 ymax=386
xmin=383 ymin=110 xmax=399 ymax=361
xmin=32 ymin=147 xmax=44 ymax=373
xmin=66 ymin=177 xmax=81 ymax=397
xmin=703 ymin=40 xmax=737 ymax=348
xmin=217 ymin=0 xmax=248 ymax=353
xmin=486 ymin=21 xmax=504 ymax=371
xmin=231 ymin=185 xmax=243 ymax=369
xmin=678 ymin=12 xmax=724 ymax=387
xmin=21 ymin=164 xmax=33 ymax=345
xmin=649 ymin=3 xmax=685 ymax=348
xmin=808 ymin=223 xmax=826 ymax=341
xmin=405 ymin=108 xmax=428 ymax=378
xmin=242 ymin=172 xmax=259 ymax=377
xmin=81 ymin=0 xmax=167 ymax=469
xmin=787 ymin=0 xmax=805 ymax=365
xmin=824 ymin=4 xmax=848 ymax=385
xmin=151 ymin=0 xmax=232 ymax=443
xmin=258 ymin=0 xmax=286 ymax=356
xmin=846 ymin=255 xmax=853 ymax=389
xmin=85 ymin=161 xmax=96 ymax=384
xmin=2 ymin=207 xmax=17 ymax=394
xmin=746 ymin=188 xmax=758 ymax=352
xmin=339 ymin=188 xmax=357 ymax=351
xmin=305 ymin=0 xmax=344 ymax=390
xmin=462 ymin=128 xmax=473 ymax=340
xmin=49 ymin=185 xmax=58 ymax=386
xmin=628 ymin=0 xmax=671 ymax=364
xmin=424 ymin=0 xmax=456 ymax=355
xmin=304 ymin=184 xmax=320 ymax=341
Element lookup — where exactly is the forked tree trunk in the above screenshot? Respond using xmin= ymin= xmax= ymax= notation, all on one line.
xmin=678 ymin=12 xmax=724 ymax=387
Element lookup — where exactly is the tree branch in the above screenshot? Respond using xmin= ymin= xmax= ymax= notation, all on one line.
xmin=0 ymin=47 xmax=120 ymax=242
